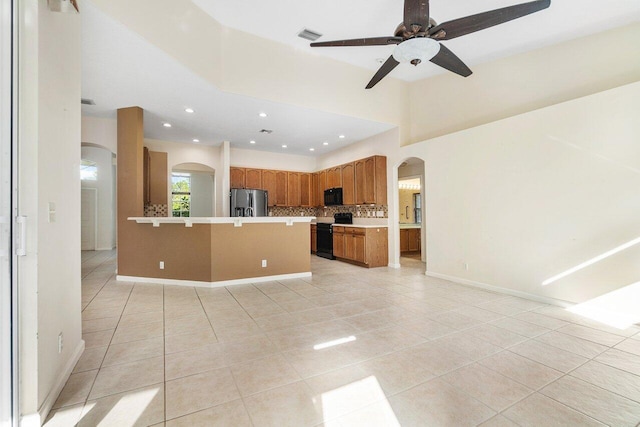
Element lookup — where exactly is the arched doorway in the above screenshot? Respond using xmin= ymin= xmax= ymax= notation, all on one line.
xmin=397 ymin=157 xmax=426 ymax=267
xmin=80 ymin=144 xmax=116 ymax=250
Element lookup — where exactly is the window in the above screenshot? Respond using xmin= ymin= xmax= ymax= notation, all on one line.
xmin=80 ymin=159 xmax=97 ymax=181
xmin=172 ymin=173 xmax=191 ymax=217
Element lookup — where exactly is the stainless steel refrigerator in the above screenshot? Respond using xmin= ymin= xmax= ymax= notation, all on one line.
xmin=230 ymin=188 xmax=268 ymax=217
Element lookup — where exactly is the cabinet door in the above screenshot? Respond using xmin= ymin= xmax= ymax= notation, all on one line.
xmin=262 ymin=170 xmax=277 ymax=207
xmin=363 ymin=157 xmax=376 ymax=203
xmin=341 ymin=162 xmax=355 ymax=205
xmin=311 ymin=173 xmax=319 ymax=207
xmin=245 ymin=168 xmax=262 ymax=189
xmin=353 ymin=234 xmax=366 ymax=263
xmin=230 ymin=167 xmax=246 ymax=189
xmin=300 ymin=173 xmax=311 ymax=207
xmin=318 ymin=170 xmax=327 ymax=206
xmin=333 ymin=232 xmax=345 ymax=258
xmin=408 ymin=228 xmax=420 ymax=251
xmin=344 ymin=233 xmax=355 ymax=260
xmin=143 ymin=147 xmax=150 ymax=204
xmin=399 ymin=229 xmax=409 ymax=253
xmin=354 ymin=160 xmax=366 ymax=205
xmin=275 ymin=171 xmax=288 ymax=206
xmin=287 ymin=172 xmax=301 ymax=207
xmin=373 ymin=156 xmax=387 ymax=205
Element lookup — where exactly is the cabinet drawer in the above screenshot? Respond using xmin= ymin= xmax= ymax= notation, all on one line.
xmin=345 ymin=227 xmax=365 ymax=235
xmin=332 ymin=226 xmax=345 ymax=233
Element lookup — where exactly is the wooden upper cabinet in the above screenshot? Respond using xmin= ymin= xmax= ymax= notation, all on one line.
xmin=355 ymin=156 xmax=387 ymax=205
xmin=275 ymin=170 xmax=288 ymax=206
xmin=341 ymin=162 xmax=355 ymax=205
xmin=144 ymin=148 xmax=168 ymax=205
xmin=230 ymin=167 xmax=246 ymax=189
xmin=262 ymin=169 xmax=277 ymax=207
xmin=287 ymin=172 xmax=301 ymax=207
xmin=311 ymin=173 xmax=319 ymax=207
xmin=300 ymin=173 xmax=311 ymax=207
xmin=143 ymin=147 xmax=150 ymax=204
xmin=326 ymin=166 xmax=342 ymax=189
xmin=245 ymin=168 xmax=262 ymax=189
xmin=318 ymin=170 xmax=327 ymax=206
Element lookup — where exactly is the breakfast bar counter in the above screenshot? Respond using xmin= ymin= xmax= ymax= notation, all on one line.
xmin=117 ymin=217 xmax=315 ymax=287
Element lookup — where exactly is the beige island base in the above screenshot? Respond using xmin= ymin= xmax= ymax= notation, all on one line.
xmin=117 ymin=217 xmax=315 ymax=287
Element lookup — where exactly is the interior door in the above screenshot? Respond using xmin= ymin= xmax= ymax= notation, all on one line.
xmin=81 ymin=188 xmax=97 ymax=250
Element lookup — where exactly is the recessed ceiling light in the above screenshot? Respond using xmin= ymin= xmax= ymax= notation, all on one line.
xmin=250 ymin=140 xmax=256 ymax=144
xmin=309 ymin=148 xmax=315 ymax=152
xmin=192 ymin=139 xmax=199 ymax=143
xmin=282 ymin=145 xmax=287 ymax=148
xmin=185 ymin=108 xmax=195 ymax=113
xmin=339 ymin=135 xmax=345 ymax=139
xmin=163 ymin=123 xmax=172 ymax=128
xmin=259 ymin=112 xmax=267 ymax=118
xmin=323 ymin=142 xmax=329 ymax=146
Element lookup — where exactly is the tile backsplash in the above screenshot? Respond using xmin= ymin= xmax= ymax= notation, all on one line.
xmin=269 ymin=205 xmax=388 ymax=219
xmin=144 ymin=204 xmax=168 ymax=217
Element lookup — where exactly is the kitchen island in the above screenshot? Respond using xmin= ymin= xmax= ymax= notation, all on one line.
xmin=117 ymin=216 xmax=315 ymax=287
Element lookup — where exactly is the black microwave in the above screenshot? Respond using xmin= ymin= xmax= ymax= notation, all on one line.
xmin=324 ymin=187 xmax=343 ymax=206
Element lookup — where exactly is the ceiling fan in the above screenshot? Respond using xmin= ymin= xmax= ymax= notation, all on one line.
xmin=310 ymin=0 xmax=551 ymax=89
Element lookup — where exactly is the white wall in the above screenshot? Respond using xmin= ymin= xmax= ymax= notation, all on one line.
xmin=189 ymin=172 xmax=214 ymax=217
xmin=230 ymin=147 xmax=317 ymax=172
xmin=144 ymin=138 xmax=224 ymax=216
xmin=18 ymin=0 xmax=82 ymax=421
xmin=81 ymin=146 xmax=115 ymax=249
xmin=409 ymin=82 xmax=640 ymax=304
xmin=81 ymin=116 xmax=117 ymax=153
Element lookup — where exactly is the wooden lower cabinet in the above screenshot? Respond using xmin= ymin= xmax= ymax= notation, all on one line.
xmin=311 ymin=225 xmax=317 ymax=253
xmin=333 ymin=226 xmax=387 ymax=268
xmin=400 ymin=228 xmax=421 ymax=253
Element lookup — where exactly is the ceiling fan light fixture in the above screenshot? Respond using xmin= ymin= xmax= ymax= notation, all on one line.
xmin=393 ymin=38 xmax=440 ymax=65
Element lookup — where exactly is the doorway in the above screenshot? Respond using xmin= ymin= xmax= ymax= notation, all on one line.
xmin=81 ymin=188 xmax=97 ymax=250
xmin=397 ymin=158 xmax=426 ymax=266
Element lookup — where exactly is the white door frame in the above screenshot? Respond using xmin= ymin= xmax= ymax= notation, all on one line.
xmin=1 ymin=0 xmax=17 ymax=425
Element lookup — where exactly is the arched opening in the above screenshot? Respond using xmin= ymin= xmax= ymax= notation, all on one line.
xmin=80 ymin=144 xmax=116 ymax=251
xmin=171 ymin=162 xmax=216 ymax=217
xmin=397 ymin=157 xmax=426 ymax=268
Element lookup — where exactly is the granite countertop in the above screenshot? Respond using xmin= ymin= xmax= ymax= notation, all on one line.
xmin=399 ymin=223 xmax=422 ymax=229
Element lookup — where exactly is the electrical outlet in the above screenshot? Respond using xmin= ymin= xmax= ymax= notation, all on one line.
xmin=262 ymin=260 xmax=267 ymax=268
xmin=464 ymin=263 xmax=469 ymax=271
xmin=377 ymin=210 xmax=384 ymax=217
xmin=58 ymin=333 xmax=63 ymax=353
xmin=159 ymin=261 xmax=165 ymax=270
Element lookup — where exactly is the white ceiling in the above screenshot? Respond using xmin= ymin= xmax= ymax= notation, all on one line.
xmin=82 ymin=0 xmax=640 ymax=156
xmin=193 ymin=0 xmax=640 ymax=81
xmin=81 ymin=1 xmax=394 ymax=156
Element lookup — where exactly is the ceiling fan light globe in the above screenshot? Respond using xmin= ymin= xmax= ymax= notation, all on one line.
xmin=392 ymin=37 xmax=440 ymax=65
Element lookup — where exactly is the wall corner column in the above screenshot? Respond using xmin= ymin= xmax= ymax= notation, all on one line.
xmin=117 ymin=107 xmax=144 ymax=274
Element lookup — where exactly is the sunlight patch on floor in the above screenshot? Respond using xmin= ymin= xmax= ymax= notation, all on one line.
xmin=566 ymin=281 xmax=640 ymax=330
xmin=320 ymin=376 xmax=400 ymax=425
xmin=313 ymin=335 xmax=357 ymax=350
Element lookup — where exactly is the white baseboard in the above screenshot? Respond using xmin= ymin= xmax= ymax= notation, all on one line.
xmin=388 ymin=262 xmax=401 ymax=269
xmin=95 ymin=246 xmax=115 ymax=251
xmin=425 ymin=271 xmax=572 ymax=308
xmin=37 ymin=339 xmax=85 ymax=423
xmin=116 ymin=272 xmax=313 ymax=288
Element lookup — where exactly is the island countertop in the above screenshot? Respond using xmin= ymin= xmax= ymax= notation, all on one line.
xmin=129 ymin=216 xmax=316 ymax=227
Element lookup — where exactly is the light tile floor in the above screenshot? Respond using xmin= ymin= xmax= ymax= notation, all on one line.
xmin=45 ymin=250 xmax=640 ymax=426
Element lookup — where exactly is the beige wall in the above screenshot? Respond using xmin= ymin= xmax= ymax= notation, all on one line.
xmin=408 ymin=23 xmax=640 ymax=143
xmin=411 ymin=81 xmax=640 ymax=304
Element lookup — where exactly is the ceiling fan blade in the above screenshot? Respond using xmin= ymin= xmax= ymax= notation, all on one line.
xmin=366 ymin=56 xmax=400 ymax=89
xmin=404 ymin=0 xmax=430 ymax=30
xmin=311 ymin=37 xmax=403 ymax=47
xmin=429 ymin=0 xmax=550 ymax=40
xmin=429 ymin=44 xmax=472 ymax=77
